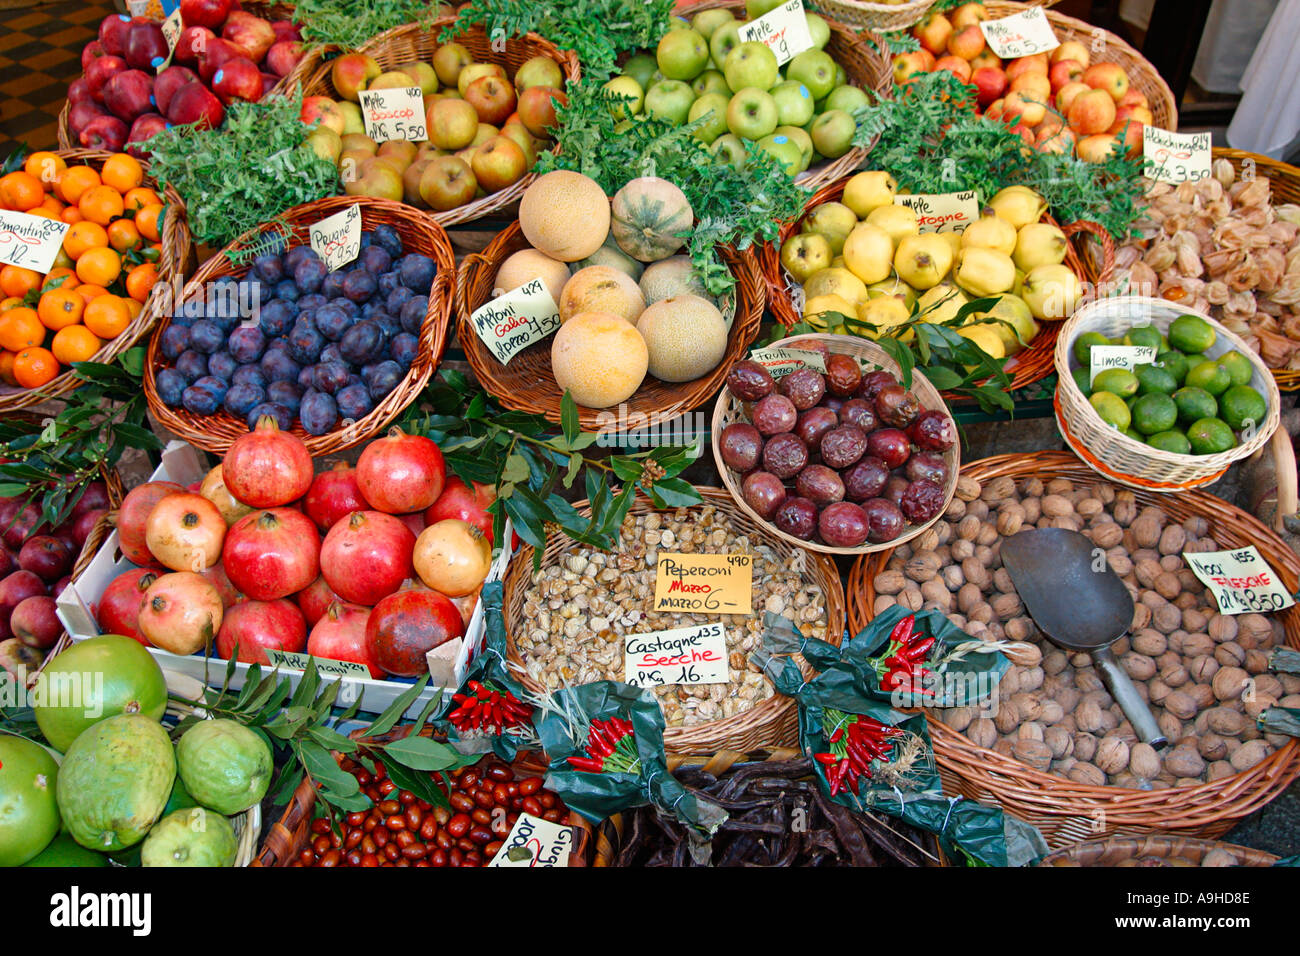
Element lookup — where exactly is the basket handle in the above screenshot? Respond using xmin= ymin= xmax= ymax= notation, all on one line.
xmin=455 ymin=251 xmax=492 ymax=321
xmin=1272 ymin=424 xmax=1298 ymax=534
xmin=1061 ymin=219 xmax=1117 ymax=285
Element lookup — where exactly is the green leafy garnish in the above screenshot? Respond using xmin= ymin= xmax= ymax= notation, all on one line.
xmin=292 ymin=0 xmax=446 ymax=51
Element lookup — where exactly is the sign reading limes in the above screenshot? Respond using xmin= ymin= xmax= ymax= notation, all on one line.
xmin=1088 ymin=344 xmax=1156 ymax=386
xmin=1183 ymin=547 xmax=1295 ymax=616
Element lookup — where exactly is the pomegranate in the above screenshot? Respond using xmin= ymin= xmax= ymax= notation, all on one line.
xmin=137 ymin=571 xmax=224 ymax=655
xmin=413 ymin=520 xmax=492 ymax=597
xmin=303 ymin=462 xmax=367 ymax=533
xmin=145 ymin=492 xmax=226 ymax=572
xmin=72 ymin=480 xmax=112 ymax=519
xmin=18 ymin=535 xmax=72 ymax=582
xmin=355 ymin=427 xmax=446 ymax=515
xmin=11 ymin=596 xmax=61 ymax=650
xmin=117 ymin=480 xmax=184 ymax=565
xmin=0 ymin=571 xmax=47 ymax=629
xmin=222 ymin=414 xmax=314 ymax=508
xmin=424 ymin=477 xmax=495 ymax=541
xmin=216 ymin=598 xmax=307 ymax=665
xmin=320 ymin=510 xmax=415 ymax=606
xmin=200 ymin=464 xmax=256 ymax=527
xmin=222 ymin=508 xmax=320 ymax=601
xmin=450 ymin=588 xmax=481 ymax=628
xmin=308 ymin=601 xmax=379 ymax=677
xmin=95 ymin=567 xmax=160 ymax=644
xmin=200 ymin=561 xmax=243 ymax=609
xmin=297 ymin=574 xmax=342 ymax=627
xmin=366 ymin=584 xmax=464 ymax=677
xmin=397 ymin=511 xmax=425 ymax=539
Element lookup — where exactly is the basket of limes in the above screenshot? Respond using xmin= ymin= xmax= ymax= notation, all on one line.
xmin=1053 ymin=296 xmax=1280 ymax=491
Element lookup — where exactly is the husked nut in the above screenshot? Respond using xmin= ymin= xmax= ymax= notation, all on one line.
xmin=1012 ymin=739 xmax=1052 ymax=771
xmin=942 ymin=706 xmax=974 ymax=732
xmin=980 ymin=476 xmax=1015 ymax=502
xmin=1186 ymin=654 xmax=1219 ymax=683
xmin=957 ymin=515 xmax=981 ymax=541
xmin=1067 ymin=762 xmax=1106 ymax=786
xmin=1197 ymin=732 xmax=1228 ymax=762
xmin=1230 ymin=740 xmax=1270 ymax=772
xmin=1089 ymin=522 xmax=1123 ymax=548
xmin=1121 ymin=652 xmax=1157 ymax=681
xmin=1095 ymin=736 xmax=1130 ymax=775
xmin=1164 ymin=744 xmax=1205 ymax=779
xmin=1158 ymin=525 xmax=1187 ymax=555
xmin=1154 ymin=572 xmax=1182 ymax=600
xmin=1212 ymin=666 xmax=1250 ymax=701
xmin=873 ymin=570 xmax=906 ymax=595
xmin=1164 ymin=690 xmax=1198 ymax=720
xmin=1128 ymin=742 xmax=1161 ymax=779
xmin=1017 ymin=721 xmax=1045 ymax=742
xmin=968 ymin=717 xmax=997 ymax=749
xmin=955 ymin=475 xmax=981 ymax=501
xmin=1041 ymin=494 xmax=1073 ymax=517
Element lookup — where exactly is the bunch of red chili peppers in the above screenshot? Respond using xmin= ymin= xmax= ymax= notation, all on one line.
xmin=814 ymin=710 xmax=905 ymax=797
xmin=566 ymin=717 xmax=642 ymax=775
xmin=874 ymin=615 xmax=936 ymax=698
xmin=446 ymin=680 xmax=533 ymax=734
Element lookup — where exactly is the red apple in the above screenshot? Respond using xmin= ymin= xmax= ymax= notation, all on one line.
xmin=264 ymin=39 xmax=302 ymax=77
xmin=913 ymin=12 xmax=953 ymax=57
xmin=259 ymin=72 xmax=277 ymax=97
xmin=1083 ymin=62 xmax=1130 ymax=101
xmin=946 ymin=24 xmax=985 ymax=61
xmin=470 ymin=135 xmax=527 ymax=192
xmin=80 ymin=115 xmax=129 ymax=151
xmin=464 ymin=75 xmax=517 ymax=126
xmin=891 ymin=51 xmax=930 ymax=86
xmin=300 ymin=95 xmax=345 ymax=135
xmin=175 ymin=25 xmax=215 ymax=65
xmin=212 ymin=55 xmax=262 ymax=104
xmin=181 ymin=0 xmax=234 ymax=30
xmin=68 ymin=76 xmax=94 ymax=104
xmin=154 ymin=64 xmax=198 ymax=116
xmin=85 ymin=54 xmax=128 ymax=103
xmin=81 ymin=41 xmax=107 ymax=72
xmin=932 ymin=55 xmax=971 ymax=83
xmin=1048 ymin=58 xmax=1084 ymax=92
xmin=197 ymin=35 xmax=239 ymax=84
xmin=102 ymin=69 xmax=155 ymax=123
xmin=222 ymin=11 xmax=276 ymax=64
xmin=970 ymin=66 xmax=1007 ymax=108
xmin=517 ymin=85 xmax=565 ymax=139
xmin=167 ymin=81 xmax=226 ymax=128
xmin=271 ymin=20 xmax=301 ymax=42
xmin=123 ymin=20 xmax=168 ymax=71
xmin=98 ymin=14 xmax=132 ymax=56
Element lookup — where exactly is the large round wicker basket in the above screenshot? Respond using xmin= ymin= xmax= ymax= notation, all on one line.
xmin=0 ymin=149 xmax=191 ymax=413
xmin=817 ymin=0 xmax=1058 ymax=34
xmin=142 ymin=196 xmax=455 ymax=456
xmin=1036 ymin=833 xmax=1279 ymax=867
xmin=711 ymin=332 xmax=959 ymax=555
xmin=846 ymin=451 xmax=1300 ymax=849
xmin=456 ymin=220 xmax=765 ymax=432
xmin=501 ymin=487 xmax=847 ymax=756
xmin=1054 ymin=296 xmax=1281 ymax=492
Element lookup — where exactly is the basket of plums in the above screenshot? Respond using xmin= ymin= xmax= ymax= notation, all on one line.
xmin=711 ymin=333 xmax=959 ymax=554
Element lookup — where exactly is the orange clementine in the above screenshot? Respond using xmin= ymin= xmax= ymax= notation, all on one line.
xmin=107 ymin=219 xmax=142 ymax=253
xmin=100 ymin=154 xmax=143 ymax=193
xmin=37 ymin=288 xmax=84 ymax=330
xmin=51 ymin=325 xmax=102 ymax=365
xmin=60 ymin=205 xmax=83 ymax=225
xmin=124 ymin=262 xmax=157 ymax=303
xmin=63 ymin=221 xmax=108 ymax=260
xmin=73 ymin=284 xmax=108 ymax=304
xmin=122 ymin=187 xmax=160 ymax=213
xmin=41 ymin=267 xmax=75 ymax=290
xmin=123 ymin=297 xmax=142 ymax=320
xmin=0 ymin=307 xmax=43 ymax=351
xmin=83 ymin=293 xmax=131 ymax=339
xmin=0 ymin=350 xmax=14 ymax=385
xmin=75 ymin=247 xmax=121 ymax=288
xmin=135 ymin=203 xmax=164 ymax=242
xmin=0 ymin=265 xmax=40 ymax=299
xmin=0 ymin=171 xmax=45 ymax=211
xmin=57 ymin=166 xmax=100 ymax=205
xmin=78 ymin=185 xmax=125 ymax=227
xmin=24 ymin=151 xmax=66 ymax=185
xmin=13 ymin=346 xmax=58 ymax=388
xmin=0 ymin=297 xmax=21 ymax=312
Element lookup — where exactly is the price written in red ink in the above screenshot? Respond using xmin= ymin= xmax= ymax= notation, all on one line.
xmin=357 ymin=87 xmax=427 ymax=144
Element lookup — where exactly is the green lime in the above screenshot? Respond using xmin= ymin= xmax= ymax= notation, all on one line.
xmin=1146 ymin=430 xmax=1192 ymax=454
xmin=1093 ymin=368 xmax=1139 ymax=398
xmin=1124 ymin=427 xmax=1144 ymax=442
xmin=1090 ymin=391 xmax=1131 ymax=431
xmin=1155 ymin=350 xmax=1190 ymax=385
xmin=1169 ymin=314 xmax=1217 ymax=354
xmin=1124 ymin=324 xmax=1163 ymax=351
xmin=1074 ymin=331 xmax=1111 ymax=366
xmin=1219 ymin=384 xmax=1267 ymax=432
xmin=1187 ymin=417 xmax=1236 ymax=455
xmin=1173 ymin=385 xmax=1218 ymax=423
xmin=1185 ymin=360 xmax=1232 ymax=396
xmin=1217 ymin=350 xmax=1254 ymax=387
xmin=1182 ymin=352 xmax=1208 ymax=369
xmin=1131 ymin=392 xmax=1178 ymax=435
xmin=1071 ymin=366 xmax=1091 ymax=397
xmin=1135 ymin=363 xmax=1178 ymax=395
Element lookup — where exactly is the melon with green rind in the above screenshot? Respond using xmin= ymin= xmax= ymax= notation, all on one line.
xmin=0 ymin=732 xmax=61 ymax=866
xmin=57 ymin=713 xmax=175 ymax=853
xmin=639 ymin=255 xmax=709 ymax=305
xmin=636 ymin=294 xmax=728 ymax=382
xmin=141 ymin=807 xmax=238 ymax=867
xmin=176 ymin=718 xmax=272 ymax=815
xmin=610 ymin=177 xmax=694 ymax=263
xmin=577 ymin=233 xmax=644 ymax=281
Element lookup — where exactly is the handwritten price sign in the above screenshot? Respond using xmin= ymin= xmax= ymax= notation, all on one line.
xmin=1183 ymin=546 xmax=1296 ymax=616
xmin=308 ymin=204 xmax=361 ymax=273
xmin=653 ymin=552 xmax=753 ymax=615
xmin=1088 ymin=344 xmax=1156 ymax=386
xmin=624 ymin=623 xmax=730 ymax=688
xmin=895 ymin=190 xmax=980 ymax=234
xmin=1143 ymin=128 xmax=1211 ymax=185
xmin=357 ymin=87 xmax=427 ymax=144
xmin=485 ymin=813 xmax=575 ymax=868
xmin=979 ymin=7 xmax=1060 ymax=59
xmin=747 ymin=346 xmax=827 ymax=378
xmin=0 ymin=210 xmax=70 ymax=272
xmin=265 ymin=649 xmax=370 ymax=679
xmin=737 ymin=0 xmax=814 ymax=66
xmin=157 ymin=8 xmax=182 ymax=72
xmin=469 ymin=277 xmax=562 ymax=365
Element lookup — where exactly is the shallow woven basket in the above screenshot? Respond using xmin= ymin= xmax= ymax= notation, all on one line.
xmin=712 ymin=332 xmax=958 ymax=555
xmin=142 ymin=196 xmax=454 ymax=456
xmin=456 ymin=220 xmax=765 ymax=431
xmin=814 ymin=0 xmax=937 ymax=33
xmin=501 ymin=487 xmax=847 ymax=756
xmin=846 ymin=451 xmax=1300 ymax=849
xmin=1036 ymin=833 xmax=1279 ymax=867
xmin=984 ymin=1 xmax=1177 ymax=131
xmin=1054 ymin=295 xmax=1281 ymax=492
xmin=671 ymin=0 xmax=892 ymax=191
xmin=286 ymin=19 xmax=580 ymax=227
xmin=758 ymin=176 xmax=1114 ymax=396
xmin=0 ymin=149 xmax=190 ymax=413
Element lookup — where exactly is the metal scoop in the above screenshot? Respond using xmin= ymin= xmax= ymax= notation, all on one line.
xmin=1000 ymin=527 xmax=1167 ymax=750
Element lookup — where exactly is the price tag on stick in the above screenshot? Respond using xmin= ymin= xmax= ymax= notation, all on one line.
xmin=486 ymin=813 xmax=575 ymax=867
xmin=308 ymin=203 xmax=361 ymax=273
xmin=653 ymin=553 xmax=753 ymax=615
xmin=1088 ymin=345 xmax=1156 ymax=386
xmin=0 ymin=210 xmax=70 ymax=272
xmin=468 ymin=279 xmax=562 ymax=365
xmin=979 ymin=7 xmax=1060 ymax=58
xmin=895 ymin=190 xmax=980 ymax=234
xmin=1143 ymin=128 xmax=1212 ymax=185
xmin=624 ymin=623 xmax=731 ymax=688
xmin=158 ymin=7 xmax=182 ymax=72
xmin=737 ymin=0 xmax=815 ymax=66
xmin=1182 ymin=546 xmax=1296 ymax=616
xmin=357 ymin=87 xmax=427 ymax=144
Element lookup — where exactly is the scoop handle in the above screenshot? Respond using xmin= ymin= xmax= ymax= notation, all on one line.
xmin=1093 ymin=644 xmax=1168 ymax=751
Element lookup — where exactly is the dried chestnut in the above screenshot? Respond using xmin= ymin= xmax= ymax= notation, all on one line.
xmin=865 ymin=428 xmax=911 ymax=469
xmin=819 ymin=424 xmax=867 ymax=469
xmin=842 ymin=456 xmax=889 ymax=501
xmin=778 ymin=368 xmax=826 ymax=410
xmin=761 ymin=433 xmax=809 ymax=479
xmin=909 ymin=409 xmax=957 ymax=451
xmin=856 ymin=370 xmax=898 ymax=405
xmin=905 ymin=451 xmax=948 ymax=486
xmin=875 ymin=384 xmax=921 ymax=429
xmin=795 ymin=406 xmax=838 ymax=448
xmin=741 ymin=471 xmax=787 ymax=520
xmin=774 ymin=497 xmax=818 ymax=540
xmin=824 ymin=353 xmax=863 ymax=397
xmin=900 ymin=479 xmax=946 ymax=524
xmin=861 ymin=498 xmax=905 ymax=543
xmin=726 ymin=360 xmax=774 ymax=401
xmin=751 ymin=394 xmax=798 ymax=436
xmin=794 ymin=464 xmax=845 ymax=506
xmin=818 ymin=501 xmax=869 ymax=548
xmin=838 ymin=398 xmax=877 ymax=433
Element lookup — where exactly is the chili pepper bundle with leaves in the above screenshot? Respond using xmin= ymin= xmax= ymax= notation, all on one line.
xmin=815 ymin=708 xmax=908 ymax=797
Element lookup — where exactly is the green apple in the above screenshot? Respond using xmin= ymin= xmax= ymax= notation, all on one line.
xmin=603 ymin=75 xmax=644 ymax=119
xmin=833 ymin=63 xmax=847 ymax=87
xmin=657 ymin=27 xmax=711 ymax=81
xmin=708 ymin=21 xmax=743 ymax=71
xmin=688 ymin=92 xmax=730 ymax=144
xmin=825 ymin=84 xmax=870 ymax=115
xmin=810 ymin=109 xmax=856 ymax=159
xmin=780 ymin=232 xmax=833 ymax=282
xmin=786 ymin=49 xmax=837 ymax=100
xmin=724 ymin=41 xmax=779 ymax=93
xmin=806 ymin=13 xmax=831 ymax=50
xmin=644 ymin=79 xmax=696 ymax=126
xmin=623 ymin=54 xmax=658 ymax=91
xmin=692 ymin=69 xmax=731 ymax=97
xmin=726 ymin=87 xmax=779 ymax=141
xmin=771 ymin=80 xmax=815 ymax=127
xmin=745 ymin=0 xmax=785 ymax=17
xmin=776 ymin=125 xmax=813 ymax=170
xmin=757 ymin=132 xmax=803 ymax=177
xmin=710 ymin=133 xmax=748 ymax=170
xmin=692 ymin=8 xmax=735 ymax=39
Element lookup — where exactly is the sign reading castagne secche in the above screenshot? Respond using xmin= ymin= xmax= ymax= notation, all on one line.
xmin=0 ymin=210 xmax=70 ymax=272
xmin=738 ymin=0 xmax=815 ymax=66
xmin=1088 ymin=344 xmax=1157 ymax=386
xmin=1143 ymin=128 xmax=1212 ymax=185
xmin=624 ymin=623 xmax=731 ymax=688
xmin=309 ymin=204 xmax=362 ymax=273
xmin=469 ymin=278 xmax=562 ymax=365
xmin=747 ymin=346 xmax=828 ymax=378
xmin=653 ymin=552 xmax=753 ymax=615
xmin=979 ymin=7 xmax=1060 ymax=58
xmin=895 ymin=190 xmax=980 ymax=234
xmin=1182 ymin=547 xmax=1296 ymax=616
xmin=357 ymin=87 xmax=428 ymax=144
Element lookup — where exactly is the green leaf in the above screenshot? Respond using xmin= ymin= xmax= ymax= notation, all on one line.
xmin=289 ymin=659 xmax=322 ymax=709
xmin=563 ymin=452 xmax=582 ymax=489
xmin=269 ymin=763 xmax=306 ymax=807
xmin=412 ymin=688 xmax=444 ymax=733
xmin=362 ymin=675 xmax=430 ymax=739
xmin=382 ymin=734 xmax=462 ymax=772
xmin=647 ymin=476 xmax=700 ymax=509
xmin=919 ymin=365 xmax=964 ymax=389
xmin=501 ymin=453 xmax=531 ymax=485
xmin=307 ymin=724 xmax=357 ymax=754
xmin=383 ymin=758 xmax=449 ymax=810
xmin=609 ymin=456 xmax=644 ymax=482
xmin=560 ymin=391 xmax=580 ymax=445
xmin=299 ymin=739 xmax=361 ymax=796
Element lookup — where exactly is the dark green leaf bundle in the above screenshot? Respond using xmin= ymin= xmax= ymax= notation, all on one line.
xmin=292 ymin=0 xmax=443 ymax=51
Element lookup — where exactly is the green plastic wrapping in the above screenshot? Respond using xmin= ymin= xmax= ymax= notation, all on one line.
xmin=1257 ymin=706 xmax=1300 ymax=737
xmin=1268 ymin=647 xmax=1300 ymax=675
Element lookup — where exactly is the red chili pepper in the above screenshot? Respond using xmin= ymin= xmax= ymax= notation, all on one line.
xmin=567 ymin=755 xmax=604 ymax=773
xmin=587 ymin=728 xmax=616 ymax=758
xmin=829 ymin=726 xmax=845 ymax=744
xmin=888 ymin=615 xmax=915 ymax=648
xmin=813 ymin=752 xmax=839 ymax=766
xmin=903 ymin=636 xmax=936 ymax=662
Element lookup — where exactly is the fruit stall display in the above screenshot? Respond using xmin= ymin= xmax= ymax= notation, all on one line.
xmin=143 ymin=197 xmax=454 ymax=454
xmin=0 ymin=149 xmax=190 ymax=411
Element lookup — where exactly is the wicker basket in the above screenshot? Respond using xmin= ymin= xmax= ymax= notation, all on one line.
xmin=142 ymin=196 xmax=454 ymax=456
xmin=757 ymin=175 xmax=1113 ymax=396
xmin=501 ymin=487 xmax=846 ymax=756
xmin=456 ymin=220 xmax=765 ymax=431
xmin=0 ymin=149 xmax=191 ymax=413
xmin=846 ymin=451 xmax=1300 ymax=849
xmin=1036 ymin=833 xmax=1279 ymax=867
xmin=817 ymin=0 xmax=1061 ymax=34
xmin=286 ymin=19 xmax=581 ymax=227
xmin=1054 ymin=295 xmax=1281 ymax=491
xmin=671 ymin=0 xmax=892 ymax=192
xmin=712 ymin=332 xmax=958 ymax=555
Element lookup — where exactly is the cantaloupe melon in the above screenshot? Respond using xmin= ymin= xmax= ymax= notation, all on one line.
xmin=551 ymin=311 xmax=648 ymax=408
xmin=578 ymin=234 xmax=644 ymax=280
xmin=635 ymin=295 xmax=727 ymax=383
xmin=639 ymin=255 xmax=708 ymax=305
xmin=519 ymin=171 xmax=610 ymax=262
xmin=559 ymin=266 xmax=646 ymax=324
xmin=493 ymin=248 xmax=571 ymax=305
xmin=610 ymin=177 xmax=693 ymax=263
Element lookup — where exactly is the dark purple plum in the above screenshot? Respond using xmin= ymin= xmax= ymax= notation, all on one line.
xmin=778 ymin=368 xmax=825 ymax=410
xmin=865 ymin=428 xmax=911 ymax=469
xmin=842 ymin=457 xmax=889 ymax=501
xmin=725 ymin=360 xmax=773 ymax=401
xmin=175 ymin=350 xmax=208 ymax=382
xmin=182 ymin=378 xmax=225 ymax=415
xmin=314 ymin=360 xmax=350 ymax=394
xmin=187 ymin=319 xmax=223 ymax=354
xmin=315 ymin=303 xmax=352 ymax=341
xmin=294 ymin=259 xmax=327 ymax=295
xmin=258 ymin=299 xmax=295 ymax=338
xmin=285 ymin=245 xmax=317 ymax=273
xmin=400 ymin=296 xmax=427 ymax=335
xmin=246 ymin=402 xmax=292 ymax=430
xmin=155 ymin=367 xmax=186 ymax=407
xmin=372 ymin=224 xmax=403 ymax=258
xmin=342 ymin=269 xmax=377 ymax=303
xmin=160 ymin=324 xmax=189 ymax=361
xmin=232 ymin=365 xmax=267 ymax=390
xmin=386 ymin=285 xmax=414 ymax=317
xmin=740 ymin=471 xmax=786 ymax=520
xmin=274 ymin=279 xmax=300 ymax=302
xmin=322 ymin=271 xmax=347 ymax=299
xmin=207 ymin=351 xmax=238 ymax=381
xmin=774 ymin=497 xmax=817 ymax=540
xmin=335 ymin=383 xmax=373 ymax=422
xmin=875 ymin=384 xmax=920 ymax=429
xmin=719 ymin=422 xmax=763 ymax=473
xmin=360 ymin=245 xmax=392 ymax=274
xmin=900 ymin=479 xmax=946 ymax=524
xmin=223 ymin=382 xmax=265 ymax=418
xmin=909 ymin=409 xmax=957 ymax=451
xmin=260 ymin=350 xmax=301 ymax=384
xmin=252 ymin=254 xmax=284 ymax=285
xmin=861 ymin=498 xmax=904 ymax=544
xmin=761 ymin=433 xmax=808 ymax=479
xmin=364 ymin=360 xmax=403 ymax=401
xmin=227 ymin=326 xmax=266 ymax=364
xmin=377 ymin=272 xmax=400 ymax=298
xmin=298 ymin=293 xmax=327 ymax=312
xmin=398 ymin=254 xmax=436 ymax=292
xmin=300 ymin=390 xmax=340 ymax=435
xmin=824 ymin=353 xmax=862 ymax=397
xmin=287 ymin=325 xmax=325 ymax=365
xmin=266 ymin=381 xmax=302 ymax=415
xmin=795 ymin=464 xmax=844 ymax=506
xmin=819 ymin=424 xmax=867 ymax=469
xmin=390 ymin=332 xmax=419 ymax=368
xmin=751 ymin=394 xmax=797 ymax=436
xmin=818 ymin=501 xmax=869 ymax=548
xmin=340 ymin=320 xmax=385 ymax=366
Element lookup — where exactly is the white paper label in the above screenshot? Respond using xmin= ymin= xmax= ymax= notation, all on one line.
xmin=1088 ymin=345 xmax=1156 ymax=385
xmin=160 ymin=9 xmax=182 ymax=56
xmin=1182 ymin=547 xmax=1296 ymax=616
xmin=980 ymin=7 xmax=1060 ymax=58
xmin=738 ymin=0 xmax=814 ymax=66
xmin=1143 ymin=128 xmax=1212 ymax=185
xmin=747 ymin=346 xmax=827 ymax=378
xmin=468 ymin=278 xmax=562 ymax=366
xmin=308 ymin=204 xmax=361 ymax=273
xmin=357 ymin=87 xmax=427 ymax=144
xmin=486 ymin=813 xmax=575 ymax=867
xmin=895 ymin=190 xmax=980 ymax=233
xmin=264 ymin=649 xmax=371 ymax=679
xmin=0 ymin=211 xmax=70 ymax=272
xmin=623 ymin=622 xmax=731 ymax=688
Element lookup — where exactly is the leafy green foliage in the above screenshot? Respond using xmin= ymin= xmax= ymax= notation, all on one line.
xmin=292 ymin=0 xmax=442 ymax=50
xmin=144 ymin=93 xmax=338 ymax=249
